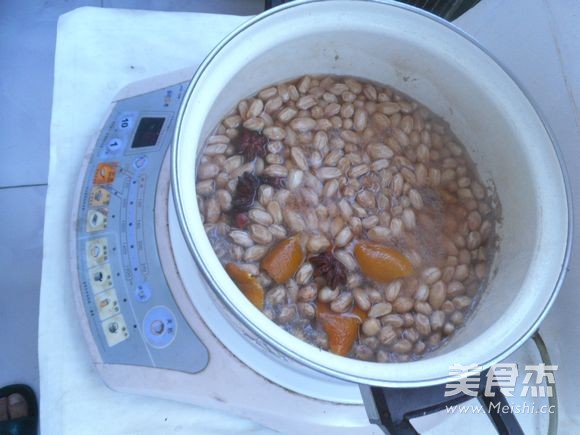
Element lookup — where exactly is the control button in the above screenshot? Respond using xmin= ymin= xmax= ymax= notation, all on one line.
xmin=94 ymin=288 xmax=120 ymax=320
xmin=94 ymin=162 xmax=118 ymax=185
xmin=101 ymin=314 xmax=129 ymax=347
xmin=134 ymin=282 xmax=151 ymax=302
xmin=106 ymin=138 xmax=124 ymax=152
xmin=143 ymin=306 xmax=177 ymax=349
xmin=88 ymin=263 xmax=113 ymax=294
xmin=89 ymin=186 xmax=110 ymax=207
xmin=117 ymin=113 xmax=135 ymax=131
xmin=150 ymin=320 xmax=164 ymax=335
xmin=86 ymin=208 xmax=108 ymax=232
xmin=86 ymin=237 xmax=109 ymax=268
xmin=132 ymin=155 xmax=148 ymax=170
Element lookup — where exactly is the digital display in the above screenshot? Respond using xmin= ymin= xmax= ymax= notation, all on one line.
xmin=131 ymin=117 xmax=165 ymax=148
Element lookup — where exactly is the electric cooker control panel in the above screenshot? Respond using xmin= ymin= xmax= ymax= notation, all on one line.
xmin=75 ymin=81 xmax=209 ymax=373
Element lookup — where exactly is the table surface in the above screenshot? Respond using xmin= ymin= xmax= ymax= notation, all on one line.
xmin=42 ymin=0 xmax=579 ymax=433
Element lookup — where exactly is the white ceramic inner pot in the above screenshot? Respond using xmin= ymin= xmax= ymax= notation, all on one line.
xmin=172 ymin=0 xmax=570 ymax=387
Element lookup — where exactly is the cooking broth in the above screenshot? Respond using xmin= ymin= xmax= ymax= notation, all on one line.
xmin=196 ymin=75 xmax=498 ymax=362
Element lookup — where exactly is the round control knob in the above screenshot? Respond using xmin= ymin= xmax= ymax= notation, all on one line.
xmin=150 ymin=320 xmax=164 ymax=335
xmin=143 ymin=306 xmax=177 ymax=348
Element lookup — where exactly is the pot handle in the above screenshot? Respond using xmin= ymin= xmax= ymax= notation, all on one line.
xmin=359 ymin=369 xmax=524 ymax=435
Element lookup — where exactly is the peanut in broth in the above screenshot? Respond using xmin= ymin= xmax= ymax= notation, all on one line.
xmin=196 ymin=75 xmax=498 ymax=362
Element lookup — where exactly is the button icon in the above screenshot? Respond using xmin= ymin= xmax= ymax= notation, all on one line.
xmin=101 ymin=314 xmax=129 ymax=347
xmin=134 ymin=282 xmax=151 ymax=302
xmin=88 ymin=263 xmax=113 ymax=294
xmin=89 ymin=186 xmax=111 ymax=207
xmin=150 ymin=320 xmax=165 ymax=335
xmin=86 ymin=238 xmax=109 ymax=268
xmin=94 ymin=288 xmax=120 ymax=320
xmin=106 ymin=138 xmax=124 ymax=152
xmin=132 ymin=155 xmax=148 ymax=170
xmin=93 ymin=163 xmax=118 ymax=184
xmin=86 ymin=208 xmax=108 ymax=232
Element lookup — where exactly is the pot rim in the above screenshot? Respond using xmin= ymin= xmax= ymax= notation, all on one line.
xmin=171 ymin=0 xmax=573 ymax=387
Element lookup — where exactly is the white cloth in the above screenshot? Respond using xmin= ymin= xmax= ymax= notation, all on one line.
xmin=42 ymin=7 xmax=270 ymax=435
xmin=42 ymin=1 xmax=579 ymax=434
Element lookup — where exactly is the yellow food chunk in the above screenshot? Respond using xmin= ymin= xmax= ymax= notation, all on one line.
xmin=225 ymin=263 xmax=265 ymax=310
xmin=354 ymin=241 xmax=414 ymax=282
xmin=318 ymin=312 xmax=360 ymax=356
xmin=261 ymin=236 xmax=304 ymax=284
xmin=316 ymin=301 xmax=362 ymax=356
